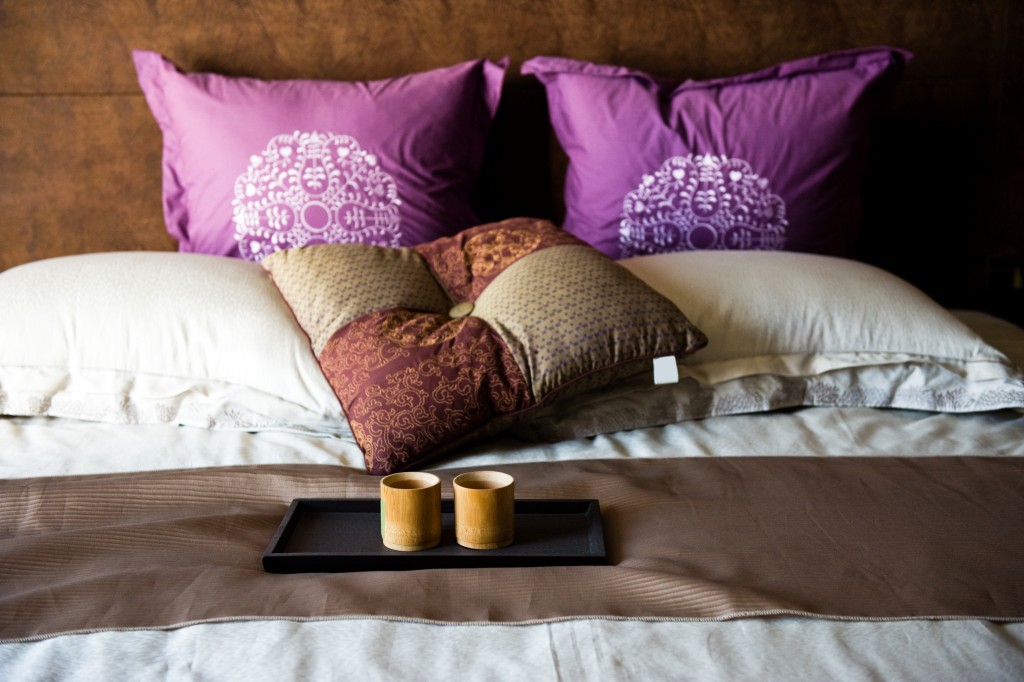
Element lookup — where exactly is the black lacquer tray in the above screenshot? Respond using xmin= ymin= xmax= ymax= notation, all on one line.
xmin=262 ymin=498 xmax=606 ymax=573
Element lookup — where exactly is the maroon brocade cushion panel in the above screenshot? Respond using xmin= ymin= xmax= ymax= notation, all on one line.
xmin=319 ymin=311 xmax=532 ymax=473
xmin=262 ymin=217 xmax=707 ymax=474
xmin=413 ymin=219 xmax=582 ymax=302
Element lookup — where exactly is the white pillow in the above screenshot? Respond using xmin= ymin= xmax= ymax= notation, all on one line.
xmin=520 ymin=251 xmax=1024 ymax=440
xmin=0 ymin=252 xmax=346 ymax=434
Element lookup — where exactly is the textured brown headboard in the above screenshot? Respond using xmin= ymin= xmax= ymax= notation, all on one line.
xmin=1 ymin=0 xmax=1020 ymax=320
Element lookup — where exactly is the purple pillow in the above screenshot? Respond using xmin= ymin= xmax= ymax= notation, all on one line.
xmin=522 ymin=48 xmax=910 ymax=258
xmin=134 ymin=51 xmax=507 ymax=260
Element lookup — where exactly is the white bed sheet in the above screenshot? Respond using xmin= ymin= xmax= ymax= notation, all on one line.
xmin=3 ymin=401 xmax=1023 ymax=480
xmin=2 ymin=310 xmax=1023 ymax=680
xmin=4 ymin=311 xmax=1021 ymax=481
xmin=3 ymin=618 xmax=1023 ymax=682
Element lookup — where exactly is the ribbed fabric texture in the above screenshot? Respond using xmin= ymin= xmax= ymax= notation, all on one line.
xmin=2 ymin=456 xmax=1023 ymax=641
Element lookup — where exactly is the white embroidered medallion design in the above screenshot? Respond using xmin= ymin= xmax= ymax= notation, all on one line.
xmin=619 ymin=154 xmax=787 ymax=257
xmin=232 ymin=131 xmax=402 ymax=261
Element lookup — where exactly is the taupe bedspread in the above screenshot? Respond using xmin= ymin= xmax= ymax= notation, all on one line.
xmin=2 ymin=457 xmax=1023 ymax=642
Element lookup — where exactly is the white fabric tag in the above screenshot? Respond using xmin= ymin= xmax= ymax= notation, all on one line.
xmin=652 ymin=356 xmax=679 ymax=385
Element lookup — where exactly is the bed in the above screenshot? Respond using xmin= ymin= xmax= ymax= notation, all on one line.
xmin=3 ymin=1 xmax=1024 ymax=680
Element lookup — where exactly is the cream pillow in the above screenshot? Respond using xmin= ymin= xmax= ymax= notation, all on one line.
xmin=519 ymin=251 xmax=1024 ymax=440
xmin=625 ymin=251 xmax=1016 ymax=384
xmin=0 ymin=252 xmax=344 ymax=434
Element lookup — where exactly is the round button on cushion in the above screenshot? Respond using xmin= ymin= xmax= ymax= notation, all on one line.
xmin=449 ymin=301 xmax=475 ymax=318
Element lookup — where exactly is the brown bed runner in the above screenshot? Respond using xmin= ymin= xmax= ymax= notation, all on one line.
xmin=2 ymin=456 xmax=1023 ymax=641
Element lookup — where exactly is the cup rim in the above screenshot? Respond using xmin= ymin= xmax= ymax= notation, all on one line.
xmin=380 ymin=471 xmax=441 ymax=489
xmin=453 ymin=470 xmax=514 ymax=490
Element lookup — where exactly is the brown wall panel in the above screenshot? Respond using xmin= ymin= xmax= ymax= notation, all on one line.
xmin=0 ymin=0 xmax=1014 ymax=91
xmin=0 ymin=96 xmax=174 ymax=267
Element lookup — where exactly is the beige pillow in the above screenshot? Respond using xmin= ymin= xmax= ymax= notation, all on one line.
xmin=519 ymin=251 xmax=1024 ymax=441
xmin=0 ymin=252 xmax=344 ymax=433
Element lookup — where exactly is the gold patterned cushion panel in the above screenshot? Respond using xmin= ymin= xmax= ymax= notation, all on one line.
xmin=262 ymin=217 xmax=707 ymax=474
xmin=473 ymin=244 xmax=698 ymax=399
xmin=259 ymin=245 xmax=450 ymax=355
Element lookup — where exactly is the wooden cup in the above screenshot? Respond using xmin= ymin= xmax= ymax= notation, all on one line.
xmin=380 ymin=472 xmax=442 ymax=552
xmin=453 ymin=471 xmax=515 ymax=550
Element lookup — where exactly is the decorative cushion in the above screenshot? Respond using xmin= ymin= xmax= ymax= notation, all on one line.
xmin=0 ymin=252 xmax=345 ymax=434
xmin=521 ymin=47 xmax=910 ymax=259
xmin=134 ymin=50 xmax=507 ymax=260
xmin=262 ymin=218 xmax=707 ymax=474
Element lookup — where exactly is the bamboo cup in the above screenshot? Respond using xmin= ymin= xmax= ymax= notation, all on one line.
xmin=453 ymin=471 xmax=515 ymax=550
xmin=380 ymin=472 xmax=442 ymax=552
